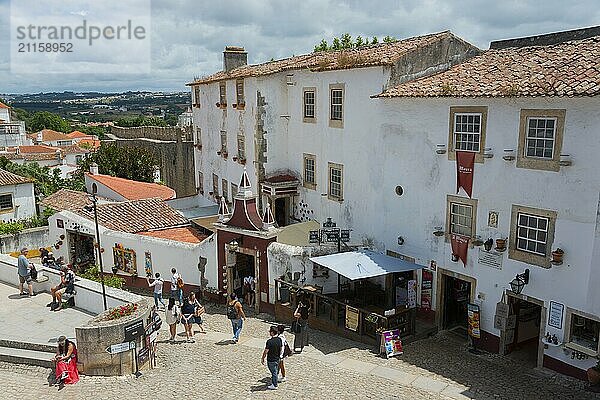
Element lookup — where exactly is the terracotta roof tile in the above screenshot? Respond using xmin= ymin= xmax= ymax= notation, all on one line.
xmin=86 ymin=173 xmax=176 ymax=201
xmin=0 ymin=169 xmax=34 ymax=186
xmin=0 ymin=102 xmax=9 ymax=109
xmin=58 ymin=144 xmax=90 ymax=154
xmin=78 ymin=138 xmax=101 ymax=149
xmin=189 ymin=31 xmax=457 ymax=85
xmin=75 ymin=198 xmax=188 ymax=233
xmin=66 ymin=131 xmax=90 ymax=139
xmin=378 ymin=35 xmax=600 ymax=98
xmin=32 ymin=129 xmax=72 ymax=142
xmin=40 ymin=189 xmax=111 ymax=212
xmin=137 ymin=226 xmax=208 ymax=243
xmin=18 ymin=145 xmax=60 ymax=154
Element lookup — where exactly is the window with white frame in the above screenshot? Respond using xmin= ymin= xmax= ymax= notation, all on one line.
xmin=198 ymin=172 xmax=204 ymax=193
xmin=516 ymin=212 xmax=548 ymax=256
xmin=212 ymin=173 xmax=219 ymax=197
xmin=220 ymin=131 xmax=227 ymax=155
xmin=237 ymin=133 xmax=245 ymax=160
xmin=449 ymin=202 xmax=473 ymax=237
xmin=303 ymin=89 xmax=315 ymax=119
xmin=235 ymin=79 xmax=244 ymax=106
xmin=525 ymin=117 xmax=556 ymax=159
xmin=57 ymin=140 xmax=72 ymax=146
xmin=219 ymin=82 xmax=227 ymax=106
xmin=193 ymin=86 xmax=201 ymax=107
xmin=0 ymin=194 xmax=13 ymax=210
xmin=328 ymin=162 xmax=343 ymax=200
xmin=303 ymin=153 xmax=316 ymax=189
xmin=453 ymin=113 xmax=481 ymax=152
xmin=222 ymin=178 xmax=229 ymax=202
xmin=330 ymin=89 xmax=343 ymax=121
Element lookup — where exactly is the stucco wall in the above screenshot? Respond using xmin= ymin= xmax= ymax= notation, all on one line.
xmin=0 ymin=182 xmax=36 ymax=222
xmin=0 ymin=226 xmax=49 ymax=254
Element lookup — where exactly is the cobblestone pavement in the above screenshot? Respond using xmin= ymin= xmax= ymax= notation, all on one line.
xmin=2 ymin=303 xmax=599 ymax=400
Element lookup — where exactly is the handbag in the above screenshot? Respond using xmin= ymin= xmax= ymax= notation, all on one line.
xmin=283 ymin=342 xmax=293 ymax=357
xmin=290 ymin=319 xmax=302 ymax=334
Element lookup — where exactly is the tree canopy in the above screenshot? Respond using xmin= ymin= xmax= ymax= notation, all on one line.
xmin=27 ymin=111 xmax=71 ymax=133
xmin=115 ymin=115 xmax=167 ymax=128
xmin=313 ymin=34 xmax=396 ymax=52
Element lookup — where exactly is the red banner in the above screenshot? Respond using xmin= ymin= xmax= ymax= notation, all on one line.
xmin=451 ymin=233 xmax=469 ymax=266
xmin=456 ymin=151 xmax=475 ymax=198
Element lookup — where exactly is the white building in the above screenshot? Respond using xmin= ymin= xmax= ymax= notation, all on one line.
xmin=0 ymin=102 xmax=26 ymax=148
xmin=85 ymin=167 xmax=176 ymax=202
xmin=0 ymin=169 xmax=36 ymax=222
xmin=27 ymin=129 xmax=74 ymax=147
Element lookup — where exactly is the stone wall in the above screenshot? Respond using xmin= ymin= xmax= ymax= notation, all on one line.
xmin=0 ymin=226 xmax=49 ymax=254
xmin=109 ymin=126 xmax=196 ymax=198
xmin=76 ymin=299 xmax=151 ymax=376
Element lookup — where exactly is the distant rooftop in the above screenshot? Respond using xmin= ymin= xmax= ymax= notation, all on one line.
xmin=86 ymin=173 xmax=176 ymax=201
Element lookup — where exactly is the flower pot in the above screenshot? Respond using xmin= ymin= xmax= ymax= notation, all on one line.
xmin=551 ymin=249 xmax=564 ymax=265
xmin=588 ymin=367 xmax=600 ymax=385
xmin=484 ymin=238 xmax=493 ymax=251
xmin=495 ymin=238 xmax=507 ymax=252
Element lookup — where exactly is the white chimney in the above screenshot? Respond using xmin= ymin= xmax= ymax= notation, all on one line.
xmin=89 ymin=162 xmax=99 ymax=175
xmin=36 ymin=131 xmax=43 ymax=143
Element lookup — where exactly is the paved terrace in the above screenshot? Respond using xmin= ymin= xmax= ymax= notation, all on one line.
xmin=0 ymin=295 xmax=597 ymax=400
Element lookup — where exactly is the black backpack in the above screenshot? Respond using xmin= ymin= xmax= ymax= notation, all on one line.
xmin=227 ymin=302 xmax=238 ymax=319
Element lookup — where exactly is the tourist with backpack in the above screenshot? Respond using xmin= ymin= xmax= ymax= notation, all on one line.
xmin=227 ymin=293 xmax=245 ymax=343
xmin=170 ymin=268 xmax=184 ymax=305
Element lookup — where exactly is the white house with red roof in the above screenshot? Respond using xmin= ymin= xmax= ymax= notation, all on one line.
xmin=0 ymin=169 xmax=36 ymax=222
xmin=0 ymin=102 xmax=26 ymax=148
xmin=27 ymin=129 xmax=74 ymax=147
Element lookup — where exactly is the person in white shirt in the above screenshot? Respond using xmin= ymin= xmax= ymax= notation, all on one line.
xmin=165 ymin=297 xmax=180 ymax=341
xmin=146 ymin=272 xmax=165 ymax=309
xmin=277 ymin=324 xmax=289 ymax=382
xmin=243 ymin=275 xmax=255 ymax=307
xmin=170 ymin=268 xmax=182 ymax=304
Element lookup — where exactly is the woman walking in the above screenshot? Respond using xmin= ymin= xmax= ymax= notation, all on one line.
xmin=181 ymin=294 xmax=196 ymax=342
xmin=277 ymin=324 xmax=290 ymax=383
xmin=293 ymin=298 xmax=310 ymax=353
xmin=190 ymin=291 xmax=206 ymax=334
xmin=165 ymin=297 xmax=180 ymax=341
xmin=53 ymin=335 xmax=79 ymax=386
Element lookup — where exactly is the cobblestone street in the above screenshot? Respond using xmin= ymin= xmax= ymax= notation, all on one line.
xmin=2 ymin=304 xmax=598 ymax=400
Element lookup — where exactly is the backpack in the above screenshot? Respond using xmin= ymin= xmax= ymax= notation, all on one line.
xmin=227 ymin=301 xmax=239 ymax=319
xmin=29 ymin=265 xmax=38 ymax=281
xmin=177 ymin=276 xmax=185 ymax=289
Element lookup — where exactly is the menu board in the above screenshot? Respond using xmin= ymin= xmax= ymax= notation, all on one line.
xmin=382 ymin=329 xmax=403 ymax=358
xmin=548 ymin=301 xmax=564 ymax=329
xmin=421 ymin=270 xmax=433 ymax=310
xmin=467 ymin=303 xmax=481 ymax=339
xmin=345 ymin=305 xmax=359 ymax=332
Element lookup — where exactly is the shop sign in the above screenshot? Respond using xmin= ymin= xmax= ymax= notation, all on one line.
xmin=478 ymin=249 xmax=503 ymax=270
xmin=494 ymin=314 xmax=516 ymax=330
xmin=467 ymin=303 xmax=481 ymax=339
xmin=345 ymin=305 xmax=359 ymax=332
xmin=420 ymin=270 xmax=433 ymax=311
xmin=548 ymin=301 xmax=564 ymax=329
xmin=495 ymin=302 xmax=510 ymax=319
xmin=124 ymin=320 xmax=144 ymax=342
xmin=407 ymin=280 xmax=417 ymax=309
xmin=137 ymin=347 xmax=149 ymax=365
xmin=381 ymin=329 xmax=403 ymax=358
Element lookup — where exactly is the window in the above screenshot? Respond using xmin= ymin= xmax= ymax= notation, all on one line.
xmin=566 ymin=310 xmax=600 ymax=356
xmin=193 ymin=85 xmax=201 ymax=107
xmin=303 ymin=88 xmax=316 ymax=121
xmin=222 ymin=179 xmax=229 ymax=202
xmin=448 ymin=106 xmax=487 ymax=162
xmin=0 ymin=194 xmax=13 ymax=210
xmin=197 ymin=172 xmax=204 ymax=193
xmin=303 ymin=153 xmax=316 ymax=189
xmin=219 ymin=82 xmax=227 ymax=107
xmin=517 ymin=109 xmax=565 ymax=172
xmin=329 ymin=83 xmax=344 ymax=128
xmin=212 ymin=173 xmax=219 ymax=197
xmin=195 ymin=127 xmax=202 ymax=147
xmin=446 ymin=195 xmax=477 ymax=238
xmin=328 ymin=162 xmax=343 ymax=201
xmin=509 ymin=205 xmax=556 ymax=268
xmin=75 ymin=155 xmax=82 ymax=164
xmin=57 ymin=140 xmax=71 ymax=146
xmin=231 ymin=183 xmax=238 ymax=198
xmin=237 ymin=133 xmax=245 ymax=161
xmin=235 ymin=79 xmax=245 ymax=107
xmin=220 ymin=130 xmax=228 ymax=155
xmin=516 ymin=213 xmax=548 ymax=256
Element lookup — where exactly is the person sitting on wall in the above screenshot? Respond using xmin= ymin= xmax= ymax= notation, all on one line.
xmin=48 ymin=265 xmax=76 ymax=311
xmin=40 ymin=247 xmax=49 ymax=266
xmin=52 ymin=335 xmax=79 ymax=386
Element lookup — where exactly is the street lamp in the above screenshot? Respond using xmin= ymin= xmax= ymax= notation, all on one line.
xmin=509 ymin=269 xmax=530 ymax=294
xmin=88 ymin=182 xmax=108 ymax=311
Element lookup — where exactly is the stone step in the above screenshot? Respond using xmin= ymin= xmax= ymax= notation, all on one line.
xmin=0 ymin=345 xmax=55 ymax=368
xmin=0 ymin=339 xmax=56 ymax=353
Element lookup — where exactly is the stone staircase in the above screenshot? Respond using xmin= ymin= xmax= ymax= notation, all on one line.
xmin=0 ymin=339 xmax=56 ymax=368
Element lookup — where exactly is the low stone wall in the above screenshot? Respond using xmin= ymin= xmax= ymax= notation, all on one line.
xmin=0 ymin=226 xmax=49 ymax=255
xmin=76 ymin=299 xmax=151 ymax=376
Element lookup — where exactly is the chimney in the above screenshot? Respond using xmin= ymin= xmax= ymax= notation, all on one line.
xmin=223 ymin=46 xmax=247 ymax=72
xmin=89 ymin=162 xmax=99 ymax=175
xmin=36 ymin=131 xmax=43 ymax=143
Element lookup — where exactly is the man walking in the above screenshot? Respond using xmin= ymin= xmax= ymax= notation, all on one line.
xmin=147 ymin=272 xmax=165 ymax=309
xmin=170 ymin=268 xmax=183 ymax=305
xmin=261 ymin=325 xmax=282 ymax=390
xmin=227 ymin=293 xmax=245 ymax=343
xmin=17 ymin=248 xmax=33 ymax=297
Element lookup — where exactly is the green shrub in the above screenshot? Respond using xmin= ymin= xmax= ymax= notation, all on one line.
xmin=79 ymin=265 xmax=125 ymax=289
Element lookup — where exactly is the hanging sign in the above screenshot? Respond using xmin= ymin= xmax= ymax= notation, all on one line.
xmin=381 ymin=329 xmax=403 ymax=358
xmin=456 ymin=151 xmax=475 ymax=198
xmin=451 ymin=234 xmax=469 ymax=266
xmin=467 ymin=303 xmax=481 ymax=339
xmin=407 ymin=280 xmax=417 ymax=309
xmin=345 ymin=305 xmax=359 ymax=332
xmin=548 ymin=301 xmax=564 ymax=329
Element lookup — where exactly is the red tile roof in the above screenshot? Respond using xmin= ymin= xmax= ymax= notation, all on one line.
xmin=78 ymin=138 xmax=101 ymax=149
xmin=58 ymin=144 xmax=90 ymax=154
xmin=18 ymin=145 xmax=60 ymax=154
xmin=86 ymin=173 xmax=176 ymax=201
xmin=0 ymin=169 xmax=34 ymax=186
xmin=0 ymin=102 xmax=9 ymax=109
xmin=30 ymin=129 xmax=72 ymax=142
xmin=378 ymin=35 xmax=600 ymax=98
xmin=189 ymin=31 xmax=463 ymax=85
xmin=66 ymin=131 xmax=90 ymax=139
xmin=40 ymin=189 xmax=111 ymax=212
xmin=138 ymin=226 xmax=208 ymax=243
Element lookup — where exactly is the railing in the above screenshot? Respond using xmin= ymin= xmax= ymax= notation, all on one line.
xmin=274 ymin=278 xmax=414 ymax=344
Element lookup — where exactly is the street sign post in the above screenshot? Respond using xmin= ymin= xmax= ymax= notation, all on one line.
xmin=308 ymin=218 xmax=351 ymax=252
xmin=106 ymin=342 xmax=133 ymax=355
xmin=124 ymin=320 xmax=144 ymax=342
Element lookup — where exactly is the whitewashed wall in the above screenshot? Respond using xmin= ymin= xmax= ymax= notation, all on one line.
xmin=0 ymin=182 xmax=36 ymax=222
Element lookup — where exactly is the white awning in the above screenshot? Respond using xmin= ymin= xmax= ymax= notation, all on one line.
xmin=309 ymin=250 xmax=423 ymax=281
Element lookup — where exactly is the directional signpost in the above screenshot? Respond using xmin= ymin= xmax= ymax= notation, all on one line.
xmin=106 ymin=341 xmax=135 ymax=355
xmin=309 ymin=218 xmax=351 ymax=252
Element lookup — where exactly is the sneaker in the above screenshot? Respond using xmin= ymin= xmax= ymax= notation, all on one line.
xmin=267 ymin=384 xmax=277 ymax=390
xmin=279 ymin=377 xmax=287 ymax=383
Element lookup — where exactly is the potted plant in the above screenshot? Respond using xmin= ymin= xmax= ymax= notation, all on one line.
xmin=587 ymin=360 xmax=600 ymax=385
xmin=484 ymin=238 xmax=493 ymax=251
xmin=451 ymin=254 xmax=459 ymax=262
xmin=495 ymin=238 xmax=507 ymax=252
xmin=551 ymin=248 xmax=564 ymax=264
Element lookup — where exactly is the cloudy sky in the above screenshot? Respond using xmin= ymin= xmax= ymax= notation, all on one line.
xmin=0 ymin=0 xmax=598 ymax=94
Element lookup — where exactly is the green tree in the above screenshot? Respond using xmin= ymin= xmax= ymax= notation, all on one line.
xmin=331 ymin=37 xmax=342 ymax=50
xmin=340 ymin=33 xmax=353 ymax=49
xmin=383 ymin=35 xmax=398 ymax=43
xmin=27 ymin=111 xmax=71 ymax=133
xmin=74 ymin=143 xmax=159 ymax=184
xmin=355 ymin=36 xmax=364 ymax=47
xmin=73 ymin=125 xmax=107 ymax=140
xmin=371 ymin=36 xmax=379 ymax=44
xmin=115 ymin=115 xmax=167 ymax=128
xmin=313 ymin=39 xmax=329 ymax=52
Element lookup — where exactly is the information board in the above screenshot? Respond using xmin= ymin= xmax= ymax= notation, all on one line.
xmin=381 ymin=329 xmax=403 ymax=358
xmin=548 ymin=301 xmax=564 ymax=329
xmin=124 ymin=320 xmax=144 ymax=342
xmin=345 ymin=305 xmax=359 ymax=332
